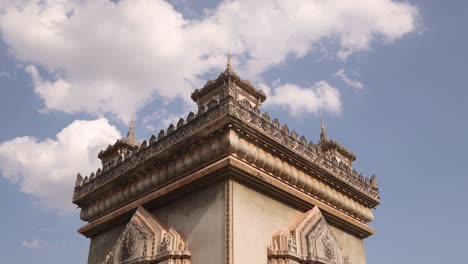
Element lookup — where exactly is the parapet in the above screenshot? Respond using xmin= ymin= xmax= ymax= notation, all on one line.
xmin=73 ymin=61 xmax=380 ymax=239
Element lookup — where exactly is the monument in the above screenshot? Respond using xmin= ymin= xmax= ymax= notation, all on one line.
xmin=73 ymin=55 xmax=380 ymax=264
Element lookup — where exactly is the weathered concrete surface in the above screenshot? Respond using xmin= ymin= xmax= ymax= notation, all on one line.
xmin=232 ymin=181 xmax=302 ymax=264
xmin=330 ymin=225 xmax=367 ymax=264
xmin=151 ymin=180 xmax=225 ymax=264
xmin=88 ymin=223 xmax=126 ymax=264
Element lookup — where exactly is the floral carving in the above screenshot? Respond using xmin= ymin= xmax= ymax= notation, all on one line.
xmin=120 ymin=231 xmax=134 ymax=261
xmin=103 ymin=207 xmax=191 ymax=264
xmin=268 ymin=207 xmax=344 ymax=264
xmin=322 ymin=231 xmax=335 ymax=260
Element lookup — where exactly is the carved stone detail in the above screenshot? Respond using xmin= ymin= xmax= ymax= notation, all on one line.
xmin=120 ymin=230 xmax=134 ymax=261
xmin=74 ymin=98 xmax=378 ymax=223
xmin=268 ymin=207 xmax=350 ymax=264
xmin=103 ymin=207 xmax=191 ymax=264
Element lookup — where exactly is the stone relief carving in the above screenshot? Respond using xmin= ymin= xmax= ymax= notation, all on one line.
xmin=322 ymin=231 xmax=335 ymax=260
xmin=103 ymin=206 xmax=191 ymax=264
xmin=343 ymin=256 xmax=351 ymax=264
xmin=268 ymin=207 xmax=350 ymax=264
xmin=120 ymin=231 xmax=134 ymax=261
xmin=288 ymin=232 xmax=297 ymax=252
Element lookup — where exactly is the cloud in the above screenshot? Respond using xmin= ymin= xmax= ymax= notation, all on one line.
xmin=334 ymin=69 xmax=365 ymax=91
xmin=0 ymin=0 xmax=420 ymax=120
xmin=142 ymin=109 xmax=187 ymax=132
xmin=0 ymin=118 xmax=121 ymax=212
xmin=265 ymin=81 xmax=342 ymax=115
xmin=21 ymin=238 xmax=41 ymax=249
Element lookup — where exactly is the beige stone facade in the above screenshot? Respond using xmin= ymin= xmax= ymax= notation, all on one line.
xmin=73 ymin=59 xmax=380 ymax=264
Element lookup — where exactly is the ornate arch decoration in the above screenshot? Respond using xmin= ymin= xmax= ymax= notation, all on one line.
xmin=267 ymin=207 xmax=350 ymax=264
xmin=103 ymin=206 xmax=191 ymax=264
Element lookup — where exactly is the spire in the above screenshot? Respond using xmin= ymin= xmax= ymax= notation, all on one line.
xmin=226 ymin=50 xmax=232 ymax=72
xmin=320 ymin=112 xmax=328 ymax=142
xmin=122 ymin=115 xmax=139 ymax=147
xmin=126 ymin=115 xmax=135 ymax=139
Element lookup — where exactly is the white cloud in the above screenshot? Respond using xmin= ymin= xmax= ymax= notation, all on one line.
xmin=0 ymin=118 xmax=121 ymax=212
xmin=142 ymin=109 xmax=188 ymax=132
xmin=334 ymin=69 xmax=365 ymax=91
xmin=265 ymin=81 xmax=342 ymax=115
xmin=0 ymin=0 xmax=420 ymax=120
xmin=21 ymin=238 xmax=41 ymax=249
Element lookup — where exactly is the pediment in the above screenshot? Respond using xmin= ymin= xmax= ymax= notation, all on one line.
xmin=268 ymin=207 xmax=350 ymax=264
xmin=103 ymin=207 xmax=191 ymax=264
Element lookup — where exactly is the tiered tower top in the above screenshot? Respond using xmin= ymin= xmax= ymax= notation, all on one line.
xmin=73 ymin=55 xmax=380 ymax=239
xmin=191 ymin=52 xmax=266 ymax=111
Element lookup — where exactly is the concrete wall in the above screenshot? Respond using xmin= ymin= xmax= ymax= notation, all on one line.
xmin=232 ymin=181 xmax=367 ymax=264
xmin=86 ymin=179 xmax=366 ymax=264
xmin=330 ymin=225 xmax=367 ymax=264
xmin=86 ymin=180 xmax=225 ymax=264
xmin=88 ymin=223 xmax=126 ymax=264
xmin=151 ymin=180 xmax=225 ymax=264
xmin=232 ymin=181 xmax=302 ymax=264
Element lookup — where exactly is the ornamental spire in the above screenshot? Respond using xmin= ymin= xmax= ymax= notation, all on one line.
xmin=122 ymin=114 xmax=139 ymax=147
xmin=126 ymin=115 xmax=135 ymax=139
xmin=320 ymin=112 xmax=328 ymax=142
xmin=226 ymin=50 xmax=232 ymax=71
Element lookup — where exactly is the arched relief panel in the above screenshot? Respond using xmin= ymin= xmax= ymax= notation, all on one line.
xmin=103 ymin=207 xmax=191 ymax=264
xmin=267 ymin=207 xmax=351 ymax=264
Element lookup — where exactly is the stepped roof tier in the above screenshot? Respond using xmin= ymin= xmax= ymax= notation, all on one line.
xmin=73 ymin=57 xmax=380 ymax=240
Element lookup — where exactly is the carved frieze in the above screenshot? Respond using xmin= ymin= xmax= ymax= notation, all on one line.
xmin=74 ymin=97 xmax=379 ymax=223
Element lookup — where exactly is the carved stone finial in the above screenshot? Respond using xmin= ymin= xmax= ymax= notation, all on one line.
xmin=370 ymin=175 xmax=378 ymax=188
xmin=282 ymin=124 xmax=290 ymax=135
xmin=273 ymin=118 xmax=280 ymax=129
xmin=75 ymin=173 xmax=83 ymax=187
xmin=291 ymin=130 xmax=298 ymax=141
xmin=127 ymin=115 xmax=135 ymax=139
xmin=308 ymin=141 xmax=315 ymax=151
xmin=187 ymin=112 xmax=195 ymax=122
xmin=158 ymin=129 xmax=165 ymax=140
xmin=177 ymin=118 xmax=185 ymax=129
xmin=226 ymin=50 xmax=232 ymax=72
xmin=122 ymin=115 xmax=139 ymax=147
xmin=320 ymin=112 xmax=328 ymax=142
xmin=167 ymin=124 xmax=175 ymax=134
xmin=149 ymin=135 xmax=156 ymax=145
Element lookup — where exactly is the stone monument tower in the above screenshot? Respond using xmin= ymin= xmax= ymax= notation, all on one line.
xmin=73 ymin=56 xmax=380 ymax=264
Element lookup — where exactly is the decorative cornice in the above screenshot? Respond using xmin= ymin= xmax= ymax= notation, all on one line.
xmin=74 ymin=98 xmax=378 ymax=202
xmin=73 ymin=97 xmax=380 ymax=224
xmin=75 ymin=129 xmax=374 ymax=225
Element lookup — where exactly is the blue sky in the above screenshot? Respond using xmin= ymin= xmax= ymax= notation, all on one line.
xmin=0 ymin=0 xmax=467 ymax=263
